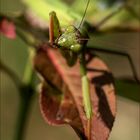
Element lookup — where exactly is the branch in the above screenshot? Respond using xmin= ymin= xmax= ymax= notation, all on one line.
xmin=14 ymin=49 xmax=36 ymax=140
xmin=0 ymin=53 xmax=36 ymax=140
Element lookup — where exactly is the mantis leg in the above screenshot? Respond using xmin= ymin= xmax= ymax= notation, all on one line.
xmin=79 ymin=50 xmax=92 ymax=139
xmin=79 ymin=51 xmax=92 ymax=119
xmin=86 ymin=53 xmax=96 ymax=64
xmin=49 ymin=11 xmax=61 ymax=45
xmin=60 ymin=50 xmax=78 ymax=66
xmin=87 ymin=47 xmax=140 ymax=83
xmin=96 ymin=4 xmax=140 ymax=29
xmin=96 ymin=6 xmax=124 ymax=29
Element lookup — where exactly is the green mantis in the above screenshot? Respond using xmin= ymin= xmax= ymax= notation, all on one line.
xmin=49 ymin=0 xmax=92 ymax=121
xmin=48 ymin=1 xmax=139 ymax=139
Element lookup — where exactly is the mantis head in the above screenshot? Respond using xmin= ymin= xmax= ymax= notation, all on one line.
xmin=57 ymin=25 xmax=86 ymax=53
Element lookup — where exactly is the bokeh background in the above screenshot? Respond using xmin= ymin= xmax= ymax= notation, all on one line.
xmin=0 ymin=0 xmax=139 ymax=140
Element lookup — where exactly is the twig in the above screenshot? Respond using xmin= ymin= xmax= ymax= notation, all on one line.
xmin=14 ymin=84 xmax=34 ymax=140
xmin=13 ymin=49 xmax=36 ymax=140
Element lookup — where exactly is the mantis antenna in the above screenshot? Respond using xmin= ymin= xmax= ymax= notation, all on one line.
xmin=78 ymin=0 xmax=91 ymax=29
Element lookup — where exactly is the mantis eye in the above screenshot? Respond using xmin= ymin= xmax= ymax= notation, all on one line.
xmin=66 ymin=25 xmax=76 ymax=33
xmin=57 ymin=36 xmax=67 ymax=47
xmin=70 ymin=44 xmax=82 ymax=53
xmin=58 ymin=37 xmax=66 ymax=43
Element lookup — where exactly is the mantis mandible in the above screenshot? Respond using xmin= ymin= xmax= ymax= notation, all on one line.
xmin=48 ymin=0 xmax=92 ymax=131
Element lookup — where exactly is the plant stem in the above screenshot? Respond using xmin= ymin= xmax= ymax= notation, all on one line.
xmin=14 ymin=49 xmax=36 ymax=140
xmin=14 ymin=87 xmax=34 ymax=140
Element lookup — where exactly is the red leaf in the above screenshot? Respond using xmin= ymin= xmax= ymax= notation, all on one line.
xmin=34 ymin=45 xmax=116 ymax=140
xmin=0 ymin=19 xmax=16 ymax=39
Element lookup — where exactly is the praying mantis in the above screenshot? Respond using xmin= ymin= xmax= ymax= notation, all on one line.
xmin=47 ymin=0 xmax=140 ymax=130
xmin=47 ymin=0 xmax=139 ymax=139
xmin=0 ymin=0 xmax=139 ymax=140
xmin=48 ymin=0 xmax=92 ymax=121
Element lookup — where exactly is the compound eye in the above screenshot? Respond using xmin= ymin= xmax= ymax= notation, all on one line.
xmin=66 ymin=25 xmax=76 ymax=33
xmin=70 ymin=44 xmax=82 ymax=53
xmin=59 ymin=37 xmax=66 ymax=43
xmin=58 ymin=36 xmax=67 ymax=46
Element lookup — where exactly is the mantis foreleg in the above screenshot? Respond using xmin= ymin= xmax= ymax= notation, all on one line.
xmin=79 ymin=51 xmax=92 ymax=119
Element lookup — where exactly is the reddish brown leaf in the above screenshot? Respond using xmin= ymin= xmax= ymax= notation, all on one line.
xmin=0 ymin=19 xmax=16 ymax=39
xmin=34 ymin=45 xmax=116 ymax=140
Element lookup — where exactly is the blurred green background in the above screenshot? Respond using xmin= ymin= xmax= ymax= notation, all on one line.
xmin=0 ymin=0 xmax=139 ymax=140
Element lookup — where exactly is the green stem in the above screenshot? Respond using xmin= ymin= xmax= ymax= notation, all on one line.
xmin=14 ymin=49 xmax=36 ymax=140
xmin=22 ymin=48 xmax=36 ymax=85
xmin=14 ymin=87 xmax=34 ymax=140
